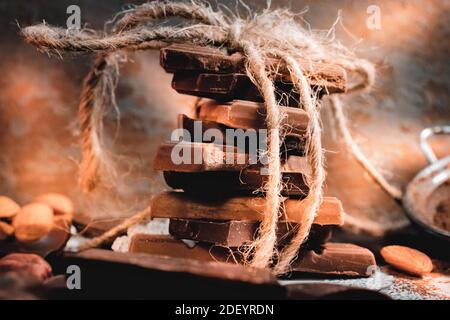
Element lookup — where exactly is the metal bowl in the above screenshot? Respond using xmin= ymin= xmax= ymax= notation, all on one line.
xmin=403 ymin=126 xmax=450 ymax=242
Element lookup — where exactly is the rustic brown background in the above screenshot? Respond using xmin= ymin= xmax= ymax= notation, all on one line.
xmin=0 ymin=0 xmax=449 ymax=234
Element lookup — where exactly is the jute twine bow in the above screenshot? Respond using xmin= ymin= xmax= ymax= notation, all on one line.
xmin=22 ymin=1 xmax=403 ymax=273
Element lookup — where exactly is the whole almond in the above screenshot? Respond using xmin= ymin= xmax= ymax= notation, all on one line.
xmin=380 ymin=245 xmax=433 ymax=276
xmin=0 ymin=196 xmax=20 ymax=219
xmin=35 ymin=193 xmax=74 ymax=223
xmin=0 ymin=253 xmax=52 ymax=281
xmin=0 ymin=221 xmax=14 ymax=240
xmin=13 ymin=203 xmax=54 ymax=243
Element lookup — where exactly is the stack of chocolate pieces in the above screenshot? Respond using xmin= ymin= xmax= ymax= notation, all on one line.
xmin=130 ymin=44 xmax=376 ymax=277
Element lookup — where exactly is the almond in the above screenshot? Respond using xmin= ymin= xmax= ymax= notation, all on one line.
xmin=13 ymin=203 xmax=54 ymax=243
xmin=35 ymin=193 xmax=74 ymax=223
xmin=380 ymin=245 xmax=433 ymax=276
xmin=0 ymin=196 xmax=20 ymax=219
xmin=0 ymin=253 xmax=52 ymax=281
xmin=0 ymin=221 xmax=14 ymax=240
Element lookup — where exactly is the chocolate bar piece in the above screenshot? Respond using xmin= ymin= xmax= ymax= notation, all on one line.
xmin=128 ymin=236 xmax=373 ymax=278
xmin=129 ymin=235 xmax=234 ymax=262
xmin=179 ymin=114 xmax=306 ymax=156
xmin=195 ymin=100 xmax=309 ymax=135
xmin=151 ymin=192 xmax=345 ymax=226
xmin=154 ymin=141 xmax=250 ymax=172
xmin=161 ymin=44 xmax=347 ymax=94
xmin=169 ymin=219 xmax=332 ymax=247
xmin=290 ymin=243 xmax=376 ymax=277
xmin=153 ymin=141 xmax=308 ymax=173
xmin=160 ymin=138 xmax=310 ymax=196
xmin=63 ymin=249 xmax=283 ymax=299
xmin=70 ymin=248 xmax=276 ymax=284
xmin=161 ymin=44 xmax=245 ymax=74
xmin=172 ymin=71 xmax=299 ymax=105
xmin=163 ymin=170 xmax=309 ymax=197
xmin=168 ymin=219 xmax=255 ymax=247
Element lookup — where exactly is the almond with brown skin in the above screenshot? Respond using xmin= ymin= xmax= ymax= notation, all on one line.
xmin=0 ymin=253 xmax=52 ymax=281
xmin=0 ymin=221 xmax=14 ymax=240
xmin=380 ymin=245 xmax=433 ymax=276
xmin=0 ymin=196 xmax=20 ymax=219
xmin=35 ymin=193 xmax=74 ymax=223
xmin=13 ymin=203 xmax=54 ymax=243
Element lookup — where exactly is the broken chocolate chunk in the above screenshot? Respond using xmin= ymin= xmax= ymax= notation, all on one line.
xmin=163 ymin=169 xmax=309 ymax=197
xmin=169 ymin=218 xmax=332 ymax=247
xmin=129 ymin=234 xmax=234 ymax=262
xmin=290 ymin=243 xmax=376 ymax=277
xmin=172 ymin=71 xmax=299 ymax=105
xmin=151 ymin=191 xmax=345 ymax=226
xmin=194 ymin=100 xmax=310 ymax=135
xmin=153 ymin=141 xmax=308 ymax=173
xmin=161 ymin=44 xmax=347 ymax=94
xmin=61 ymin=248 xmax=284 ymax=299
xmin=179 ymin=114 xmax=307 ymax=156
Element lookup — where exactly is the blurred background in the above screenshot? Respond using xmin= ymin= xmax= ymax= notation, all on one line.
xmin=0 ymin=0 xmax=449 ymax=235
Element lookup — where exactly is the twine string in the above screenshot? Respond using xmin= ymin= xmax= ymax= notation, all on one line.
xmin=241 ymin=43 xmax=283 ymax=268
xmin=274 ymin=55 xmax=326 ymax=273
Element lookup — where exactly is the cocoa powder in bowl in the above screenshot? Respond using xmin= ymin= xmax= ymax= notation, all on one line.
xmin=426 ymin=181 xmax=450 ymax=233
xmin=434 ymin=200 xmax=450 ymax=232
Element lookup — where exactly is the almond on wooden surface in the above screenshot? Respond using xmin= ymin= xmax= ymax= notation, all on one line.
xmin=380 ymin=245 xmax=433 ymax=277
xmin=13 ymin=203 xmax=54 ymax=243
xmin=0 ymin=196 xmax=20 ymax=219
xmin=0 ymin=253 xmax=52 ymax=281
xmin=35 ymin=193 xmax=74 ymax=223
